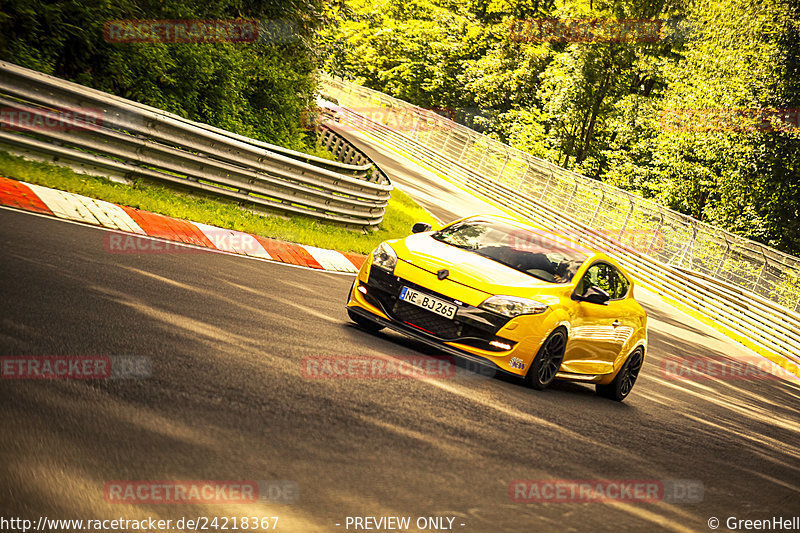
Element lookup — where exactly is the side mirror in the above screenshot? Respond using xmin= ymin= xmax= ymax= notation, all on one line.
xmin=578 ymin=286 xmax=610 ymax=305
xmin=411 ymin=222 xmax=432 ymax=234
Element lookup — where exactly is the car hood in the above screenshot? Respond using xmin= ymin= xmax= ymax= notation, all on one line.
xmin=394 ymin=233 xmax=558 ymax=295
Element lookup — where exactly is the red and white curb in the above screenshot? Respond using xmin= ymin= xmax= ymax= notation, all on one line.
xmin=0 ymin=177 xmax=366 ymax=273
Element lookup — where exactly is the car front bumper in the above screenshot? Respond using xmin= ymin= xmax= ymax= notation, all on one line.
xmin=347 ymin=265 xmax=539 ymax=377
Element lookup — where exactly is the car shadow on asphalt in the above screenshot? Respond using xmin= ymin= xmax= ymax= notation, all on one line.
xmin=639 ymin=302 xmax=713 ymax=339
xmin=342 ymin=322 xmax=638 ymax=408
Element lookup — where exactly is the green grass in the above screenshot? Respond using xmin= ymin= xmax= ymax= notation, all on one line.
xmin=0 ymin=151 xmax=439 ymax=254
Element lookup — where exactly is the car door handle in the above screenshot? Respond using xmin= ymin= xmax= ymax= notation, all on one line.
xmin=612 ymin=320 xmax=621 ymax=328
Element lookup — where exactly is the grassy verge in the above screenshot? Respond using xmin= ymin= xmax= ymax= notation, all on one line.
xmin=0 ymin=151 xmax=438 ymax=254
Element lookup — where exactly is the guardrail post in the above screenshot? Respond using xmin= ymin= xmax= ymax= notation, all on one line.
xmin=457 ymin=133 xmax=471 ymax=163
xmin=441 ymin=125 xmax=454 ymax=155
xmin=476 ymin=146 xmax=490 ymax=173
xmin=564 ymin=182 xmax=579 ymax=212
xmin=589 ymin=190 xmax=605 ymax=225
xmin=752 ymin=250 xmax=770 ymax=293
xmin=516 ymin=161 xmax=531 ymax=189
xmin=715 ymin=238 xmax=731 ymax=276
xmin=646 ymin=213 xmax=665 ymax=255
xmin=617 ymin=197 xmax=635 ymax=241
xmin=422 ymin=121 xmax=436 ymax=150
xmin=498 ymin=153 xmax=510 ymax=182
xmin=671 ymin=223 xmax=697 ymax=268
xmin=539 ymin=169 xmax=553 ymax=200
xmin=410 ymin=113 xmax=421 ymax=139
xmin=753 ymin=261 xmax=767 ymax=292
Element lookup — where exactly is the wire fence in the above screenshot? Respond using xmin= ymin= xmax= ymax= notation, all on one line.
xmin=321 ymin=74 xmax=800 ymax=312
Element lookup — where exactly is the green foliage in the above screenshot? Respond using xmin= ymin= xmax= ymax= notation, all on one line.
xmin=0 ymin=0 xmax=324 ymax=150
xmin=0 ymin=150 xmax=439 ymax=254
xmin=323 ymin=0 xmax=800 ymax=255
xmin=625 ymin=0 xmax=800 ymax=251
xmin=4 ymin=0 xmax=797 ymax=254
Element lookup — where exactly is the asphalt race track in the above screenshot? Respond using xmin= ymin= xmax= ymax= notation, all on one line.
xmin=1 ymin=129 xmax=800 ymax=532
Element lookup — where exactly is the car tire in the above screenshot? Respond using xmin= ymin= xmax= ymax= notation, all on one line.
xmin=347 ymin=308 xmax=385 ymax=333
xmin=525 ymin=328 xmax=567 ymax=390
xmin=596 ymin=348 xmax=644 ymax=402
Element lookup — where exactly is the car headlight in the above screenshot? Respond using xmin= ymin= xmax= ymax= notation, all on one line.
xmin=372 ymin=242 xmax=398 ymax=272
xmin=479 ymin=295 xmax=549 ymax=317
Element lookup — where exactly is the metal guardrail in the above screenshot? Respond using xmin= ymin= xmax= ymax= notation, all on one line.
xmin=320 ymin=77 xmax=800 ymax=369
xmin=0 ymin=61 xmax=393 ymax=227
xmin=317 ymin=124 xmax=391 ymax=186
xmin=321 ymin=74 xmax=800 ymax=311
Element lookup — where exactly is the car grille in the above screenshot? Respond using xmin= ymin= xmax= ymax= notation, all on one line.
xmin=392 ymin=300 xmax=462 ymax=339
xmin=364 ymin=266 xmax=511 ymax=343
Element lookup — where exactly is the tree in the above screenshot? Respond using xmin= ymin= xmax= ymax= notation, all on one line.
xmin=0 ymin=0 xmax=325 ymax=149
xmin=646 ymin=0 xmax=800 ymax=252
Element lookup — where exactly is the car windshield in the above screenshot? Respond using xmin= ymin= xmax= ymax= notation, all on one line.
xmin=431 ymin=219 xmax=588 ymax=283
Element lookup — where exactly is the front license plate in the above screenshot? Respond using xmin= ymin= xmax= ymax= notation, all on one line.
xmin=398 ymin=286 xmax=457 ymax=319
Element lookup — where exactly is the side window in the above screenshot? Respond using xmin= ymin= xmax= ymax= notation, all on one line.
xmin=578 ymin=263 xmax=612 ymax=296
xmin=610 ymin=268 xmax=630 ymax=300
xmin=577 ymin=263 xmax=629 ymax=300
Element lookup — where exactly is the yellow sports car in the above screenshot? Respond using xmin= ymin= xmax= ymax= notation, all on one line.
xmin=346 ymin=215 xmax=648 ymax=401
